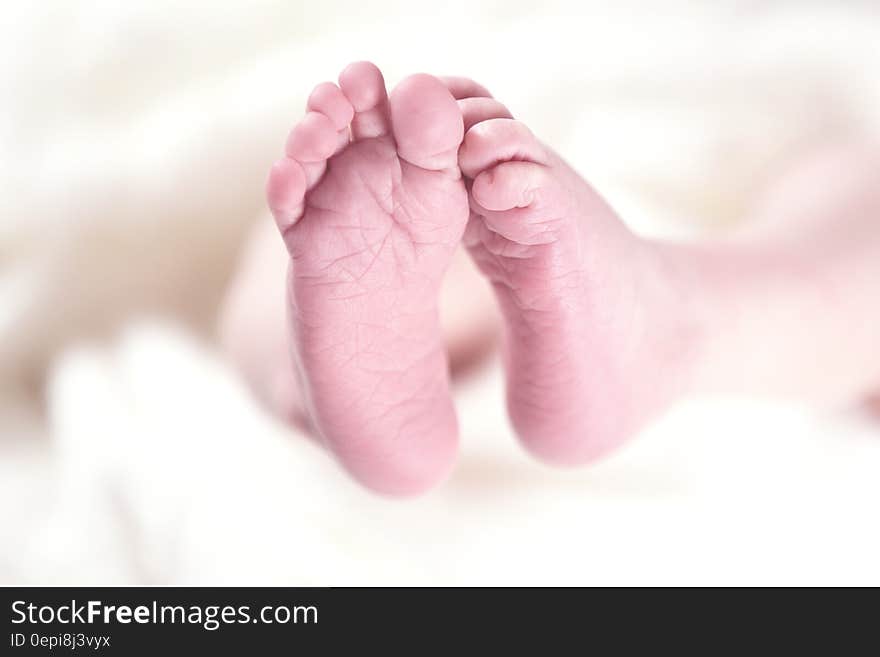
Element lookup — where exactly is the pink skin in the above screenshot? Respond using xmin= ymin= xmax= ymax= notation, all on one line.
xmin=457 ymin=93 xmax=685 ymax=463
xmin=266 ymin=63 xmax=470 ymax=495
xmin=253 ymin=62 xmax=880 ymax=495
xmin=218 ymin=218 xmax=497 ymax=431
xmin=677 ymin=141 xmax=880 ymax=406
xmin=456 ymin=88 xmax=880 ymax=463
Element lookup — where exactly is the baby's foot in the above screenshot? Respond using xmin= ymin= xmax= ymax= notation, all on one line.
xmin=456 ymin=92 xmax=689 ymax=464
xmin=266 ymin=63 xmax=468 ymax=495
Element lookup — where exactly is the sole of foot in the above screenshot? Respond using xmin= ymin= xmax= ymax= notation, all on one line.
xmin=266 ymin=62 xmax=470 ymax=495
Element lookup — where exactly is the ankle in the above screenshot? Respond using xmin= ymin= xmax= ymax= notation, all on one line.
xmin=643 ymin=239 xmax=720 ymax=401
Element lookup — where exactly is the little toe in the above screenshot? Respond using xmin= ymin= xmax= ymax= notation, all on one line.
xmin=459 ymin=118 xmax=548 ymax=179
xmin=389 ymin=73 xmax=463 ymax=171
xmin=338 ymin=61 xmax=391 ymax=140
xmin=266 ymin=158 xmax=307 ymax=233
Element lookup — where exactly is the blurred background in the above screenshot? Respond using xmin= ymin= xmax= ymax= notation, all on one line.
xmin=2 ymin=0 xmax=879 ymax=585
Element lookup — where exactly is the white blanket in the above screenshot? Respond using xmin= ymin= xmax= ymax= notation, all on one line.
xmin=2 ymin=0 xmax=879 ymax=585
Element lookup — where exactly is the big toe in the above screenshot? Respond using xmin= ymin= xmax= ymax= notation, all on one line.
xmin=389 ymin=73 xmax=463 ymax=171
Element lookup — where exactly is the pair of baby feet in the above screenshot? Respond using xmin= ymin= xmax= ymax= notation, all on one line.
xmin=267 ymin=62 xmax=684 ymax=495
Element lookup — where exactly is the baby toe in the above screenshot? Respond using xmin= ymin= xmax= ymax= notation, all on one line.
xmin=266 ymin=158 xmax=307 ymax=233
xmin=285 ymin=111 xmax=339 ymax=162
xmin=472 ymin=160 xmax=548 ymax=212
xmin=459 ymin=97 xmax=513 ymax=132
xmin=459 ymin=118 xmax=547 ymax=179
xmin=339 ymin=61 xmax=391 ymax=140
xmin=307 ymin=81 xmax=354 ymax=131
xmin=389 ymin=73 xmax=463 ymax=171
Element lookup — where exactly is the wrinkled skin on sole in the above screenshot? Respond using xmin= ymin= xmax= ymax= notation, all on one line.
xmin=267 ymin=63 xmax=469 ymax=495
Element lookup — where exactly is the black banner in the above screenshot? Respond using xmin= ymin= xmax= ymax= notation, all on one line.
xmin=0 ymin=586 xmax=870 ymax=653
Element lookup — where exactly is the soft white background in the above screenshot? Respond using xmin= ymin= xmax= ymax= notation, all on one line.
xmin=2 ymin=0 xmax=879 ymax=585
